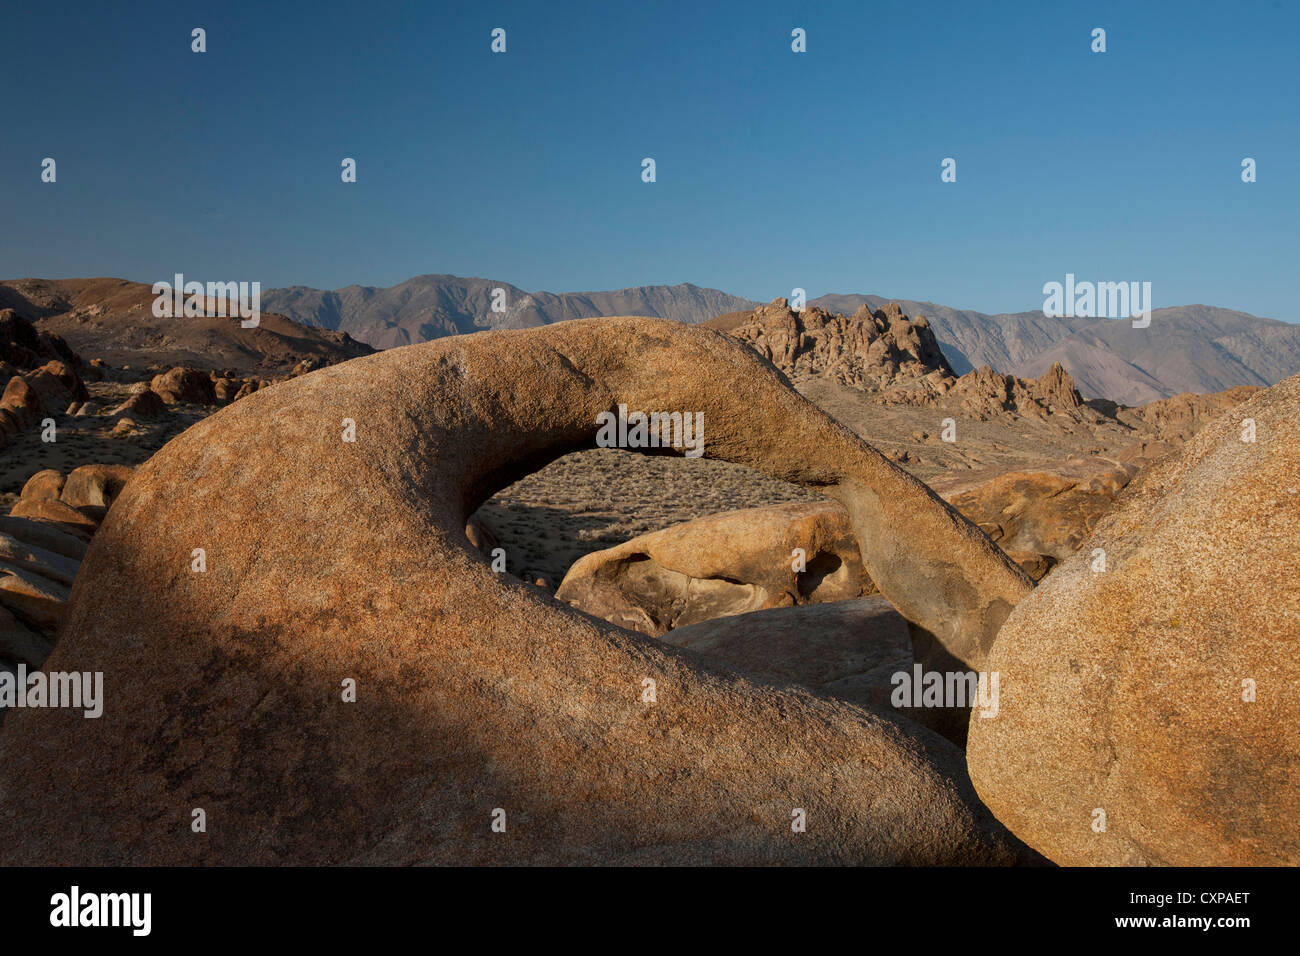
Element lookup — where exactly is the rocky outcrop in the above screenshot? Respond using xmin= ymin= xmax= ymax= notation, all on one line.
xmin=967 ymin=372 xmax=1300 ymax=866
xmin=150 ymin=367 xmax=217 ymax=405
xmin=0 ymin=317 xmax=1035 ymax=866
xmin=1113 ymin=386 xmax=1262 ymax=442
xmin=939 ymin=363 xmax=1094 ymax=422
xmin=556 ymin=501 xmax=875 ymax=636
xmin=111 ymin=385 xmax=167 ymax=418
xmin=928 ymin=426 xmax=1247 ymax=566
xmin=0 ymin=278 xmax=376 ymax=372
xmin=17 ymin=463 xmax=134 ymax=520
xmin=707 ymin=299 xmax=956 ymax=397
xmin=709 ymin=300 xmax=1106 ymax=425
xmin=0 ymin=312 xmax=88 ymax=451
xmin=19 ymin=470 xmax=64 ymax=502
xmin=59 ymin=464 xmax=135 ymax=511
xmin=0 ymin=378 xmax=45 ymax=432
xmin=0 ymin=360 xmax=88 ymax=450
xmin=207 ymin=370 xmax=268 ymax=404
xmin=23 ymin=360 xmax=88 ymax=412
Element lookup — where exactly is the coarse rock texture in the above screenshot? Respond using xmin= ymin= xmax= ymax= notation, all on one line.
xmin=967 ymin=372 xmax=1300 ymax=866
xmin=556 ymin=501 xmax=876 ymax=637
xmin=662 ymin=597 xmax=913 ymax=716
xmin=0 ymin=317 xmax=1037 ymax=866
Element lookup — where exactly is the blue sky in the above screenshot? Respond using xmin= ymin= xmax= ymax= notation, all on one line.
xmin=2 ymin=0 xmax=1296 ymax=319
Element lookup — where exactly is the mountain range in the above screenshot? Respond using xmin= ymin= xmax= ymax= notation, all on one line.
xmin=261 ymin=276 xmax=755 ymax=351
xmin=261 ymin=276 xmax=1300 ymax=405
xmin=5 ymin=273 xmax=1297 ymax=406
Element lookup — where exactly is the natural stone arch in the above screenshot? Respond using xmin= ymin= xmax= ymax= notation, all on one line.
xmin=0 ymin=318 xmax=1035 ymax=865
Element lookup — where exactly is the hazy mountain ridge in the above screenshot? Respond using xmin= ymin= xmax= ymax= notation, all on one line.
xmin=261 ymin=276 xmax=756 ymax=350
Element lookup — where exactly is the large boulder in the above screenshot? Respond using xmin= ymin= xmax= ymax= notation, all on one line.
xmin=0 ymin=318 xmax=1034 ymax=865
xmin=0 ymin=376 xmax=44 ymax=429
xmin=149 ymin=367 xmax=217 ymax=405
xmin=111 ymin=386 xmax=166 ymax=418
xmin=7 ymin=499 xmax=97 ymax=539
xmin=706 ymin=299 xmax=955 ymax=397
xmin=662 ymin=596 xmax=912 ymax=715
xmin=968 ymin=373 xmax=1300 ymax=866
xmin=60 ymin=464 xmax=135 ymax=511
xmin=556 ymin=501 xmax=875 ymax=636
xmin=0 ymin=564 xmax=68 ymax=633
xmin=23 ymin=360 xmax=88 ymax=410
xmin=20 ymin=470 xmax=66 ymax=503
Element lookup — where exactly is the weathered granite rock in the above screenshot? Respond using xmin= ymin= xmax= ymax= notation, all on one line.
xmin=59 ymin=464 xmax=135 ymax=511
xmin=557 ymin=501 xmax=875 ymax=636
xmin=0 ymin=318 xmax=1035 ymax=865
xmin=968 ymin=373 xmax=1300 ymax=865
xmin=20 ymin=470 xmax=66 ymax=503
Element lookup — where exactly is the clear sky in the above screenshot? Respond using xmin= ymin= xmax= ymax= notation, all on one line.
xmin=2 ymin=0 xmax=1296 ymax=319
